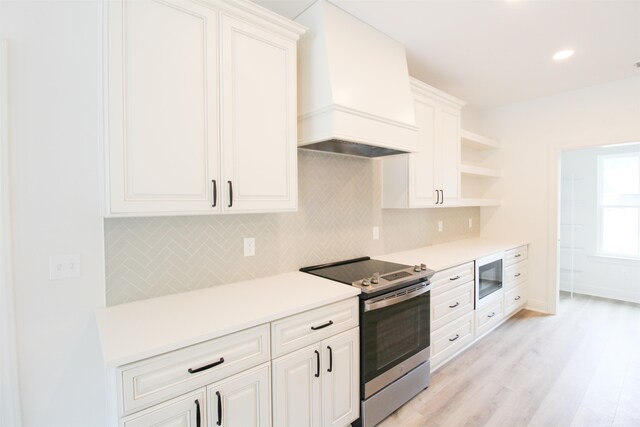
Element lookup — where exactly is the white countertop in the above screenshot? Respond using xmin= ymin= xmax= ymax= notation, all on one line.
xmin=96 ymin=237 xmax=527 ymax=368
xmin=95 ymin=271 xmax=360 ymax=368
xmin=377 ymin=237 xmax=527 ymax=271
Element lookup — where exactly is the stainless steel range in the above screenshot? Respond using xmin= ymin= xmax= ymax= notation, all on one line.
xmin=301 ymin=257 xmax=435 ymax=427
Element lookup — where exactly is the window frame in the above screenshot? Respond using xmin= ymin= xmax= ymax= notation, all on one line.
xmin=596 ymin=152 xmax=640 ymax=259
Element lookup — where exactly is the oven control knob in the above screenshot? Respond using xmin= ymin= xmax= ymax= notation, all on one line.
xmin=414 ymin=265 xmax=421 ymax=272
xmin=420 ymin=263 xmax=427 ymax=271
xmin=371 ymin=273 xmax=379 ymax=284
xmin=361 ymin=278 xmax=371 ymax=286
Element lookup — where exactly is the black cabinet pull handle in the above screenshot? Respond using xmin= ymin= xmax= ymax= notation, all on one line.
xmin=515 ymin=296 xmax=521 ymax=301
xmin=195 ymin=399 xmax=201 ymax=427
xmin=449 ymin=334 xmax=460 ymax=342
xmin=435 ymin=189 xmax=440 ymax=205
xmin=449 ymin=275 xmax=460 ymax=281
xmin=515 ymin=273 xmax=521 ymax=277
xmin=439 ymin=189 xmax=444 ymax=204
xmin=327 ymin=346 xmax=333 ymax=373
xmin=227 ymin=181 xmax=233 ymax=208
xmin=188 ymin=357 xmax=224 ymax=374
xmin=514 ymin=254 xmax=521 ymax=258
xmin=311 ymin=320 xmax=333 ymax=331
xmin=216 ymin=391 xmax=222 ymax=426
xmin=211 ymin=180 xmax=217 ymax=207
xmin=314 ymin=350 xmax=320 ymax=377
xmin=488 ymin=312 xmax=496 ymax=318
xmin=449 ymin=302 xmax=460 ymax=309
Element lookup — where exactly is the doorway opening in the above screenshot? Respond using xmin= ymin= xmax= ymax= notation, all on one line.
xmin=558 ymin=142 xmax=640 ymax=304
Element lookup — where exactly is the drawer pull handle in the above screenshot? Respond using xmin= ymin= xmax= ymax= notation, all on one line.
xmin=449 ymin=275 xmax=460 ymax=281
xmin=514 ymin=254 xmax=521 ymax=258
xmin=449 ymin=334 xmax=460 ymax=342
xmin=449 ymin=302 xmax=460 ymax=309
xmin=515 ymin=296 xmax=521 ymax=301
xmin=216 ymin=391 xmax=222 ymax=426
xmin=488 ymin=312 xmax=496 ymax=318
xmin=195 ymin=399 xmax=201 ymax=427
xmin=188 ymin=357 xmax=225 ymax=374
xmin=314 ymin=350 xmax=320 ymax=378
xmin=514 ymin=273 xmax=521 ymax=278
xmin=311 ymin=320 xmax=333 ymax=331
xmin=327 ymin=346 xmax=333 ymax=373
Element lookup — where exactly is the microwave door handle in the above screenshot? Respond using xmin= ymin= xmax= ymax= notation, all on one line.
xmin=364 ymin=284 xmax=432 ymax=312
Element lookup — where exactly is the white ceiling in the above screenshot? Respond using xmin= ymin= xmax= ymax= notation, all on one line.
xmin=251 ymin=0 xmax=640 ymax=110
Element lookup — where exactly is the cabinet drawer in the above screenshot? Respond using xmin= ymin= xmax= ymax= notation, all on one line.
xmin=505 ymin=283 xmax=527 ymax=316
xmin=271 ymin=298 xmax=358 ymax=358
xmin=476 ymin=297 xmax=504 ymax=337
xmin=431 ymin=312 xmax=474 ymax=368
xmin=431 ymin=262 xmax=474 ymax=296
xmin=504 ymin=245 xmax=528 ymax=267
xmin=432 ymin=281 xmax=474 ymax=331
xmin=118 ymin=324 xmax=269 ymax=416
xmin=504 ymin=261 xmax=528 ymax=289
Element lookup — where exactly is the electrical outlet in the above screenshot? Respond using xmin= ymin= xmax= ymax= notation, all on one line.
xmin=438 ymin=220 xmax=443 ymax=232
xmin=468 ymin=218 xmax=473 ymax=228
xmin=49 ymin=255 xmax=81 ymax=280
xmin=373 ymin=226 xmax=380 ymax=240
xmin=243 ymin=237 xmax=255 ymax=257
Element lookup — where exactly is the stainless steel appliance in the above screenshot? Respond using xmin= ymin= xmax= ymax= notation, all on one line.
xmin=301 ymin=257 xmax=435 ymax=427
xmin=475 ymin=252 xmax=504 ymax=307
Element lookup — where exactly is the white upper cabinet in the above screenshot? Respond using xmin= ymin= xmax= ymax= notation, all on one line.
xmin=382 ymin=78 xmax=465 ymax=208
xmin=105 ymin=0 xmax=304 ymax=216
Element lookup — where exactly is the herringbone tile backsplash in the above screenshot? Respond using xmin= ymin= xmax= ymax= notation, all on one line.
xmin=105 ymin=151 xmax=480 ymax=305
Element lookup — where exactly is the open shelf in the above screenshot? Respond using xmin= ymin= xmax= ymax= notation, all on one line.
xmin=460 ymin=163 xmax=500 ymax=178
xmin=458 ymin=198 xmax=502 ymax=207
xmin=461 ymin=129 xmax=499 ymax=150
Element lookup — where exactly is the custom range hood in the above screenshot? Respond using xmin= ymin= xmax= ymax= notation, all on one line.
xmin=295 ymin=0 xmax=419 ymax=157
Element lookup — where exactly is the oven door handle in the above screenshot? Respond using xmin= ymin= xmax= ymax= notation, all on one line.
xmin=364 ymin=284 xmax=431 ymax=312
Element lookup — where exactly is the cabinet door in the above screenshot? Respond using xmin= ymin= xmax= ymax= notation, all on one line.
xmin=408 ymin=95 xmax=438 ymax=207
xmin=106 ymin=0 xmax=220 ymax=215
xmin=437 ymin=104 xmax=461 ymax=205
xmin=272 ymin=343 xmax=322 ymax=427
xmin=122 ymin=389 xmax=205 ymax=427
xmin=220 ymin=16 xmax=297 ymax=213
xmin=321 ymin=328 xmax=359 ymax=427
xmin=207 ymin=363 xmax=271 ymax=427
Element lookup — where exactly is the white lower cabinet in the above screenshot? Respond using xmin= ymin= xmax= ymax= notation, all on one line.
xmin=207 ymin=363 xmax=271 ymax=427
xmin=121 ymin=389 xmax=206 ymax=427
xmin=272 ymin=328 xmax=359 ymax=427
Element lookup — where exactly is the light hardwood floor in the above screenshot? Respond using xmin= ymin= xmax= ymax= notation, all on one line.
xmin=378 ymin=292 xmax=640 ymax=427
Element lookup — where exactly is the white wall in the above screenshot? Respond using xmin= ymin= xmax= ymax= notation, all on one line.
xmin=559 ymin=144 xmax=640 ymax=303
xmin=1 ymin=1 xmax=107 ymax=426
xmin=481 ymin=76 xmax=640 ymax=313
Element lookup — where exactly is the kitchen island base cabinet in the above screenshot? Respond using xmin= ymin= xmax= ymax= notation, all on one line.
xmin=272 ymin=328 xmax=359 ymax=427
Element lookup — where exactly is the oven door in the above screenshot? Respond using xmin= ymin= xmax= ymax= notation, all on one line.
xmin=361 ymin=282 xmax=431 ymax=398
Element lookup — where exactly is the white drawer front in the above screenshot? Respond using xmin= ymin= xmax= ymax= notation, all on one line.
xmin=504 ymin=245 xmax=528 ymax=267
xmin=431 ymin=281 xmax=474 ymax=331
xmin=119 ymin=324 xmax=269 ymax=416
xmin=271 ymin=298 xmax=358 ymax=358
xmin=505 ymin=283 xmax=527 ymax=316
xmin=431 ymin=312 xmax=474 ymax=368
xmin=431 ymin=262 xmax=474 ymax=296
xmin=504 ymin=261 xmax=528 ymax=289
xmin=476 ymin=297 xmax=504 ymax=337
xmin=121 ymin=388 xmax=205 ymax=427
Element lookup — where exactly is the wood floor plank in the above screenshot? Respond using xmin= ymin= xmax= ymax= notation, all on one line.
xmin=374 ymin=292 xmax=640 ymax=427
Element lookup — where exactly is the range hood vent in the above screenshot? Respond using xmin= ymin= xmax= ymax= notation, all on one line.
xmin=295 ymin=0 xmax=418 ymax=158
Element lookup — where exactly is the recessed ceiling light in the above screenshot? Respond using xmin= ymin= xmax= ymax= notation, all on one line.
xmin=553 ymin=49 xmax=574 ymax=61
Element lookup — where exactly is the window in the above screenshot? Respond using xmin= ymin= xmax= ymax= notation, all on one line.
xmin=598 ymin=152 xmax=640 ymax=258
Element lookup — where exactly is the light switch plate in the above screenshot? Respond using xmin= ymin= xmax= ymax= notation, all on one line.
xmin=438 ymin=221 xmax=443 ymax=232
xmin=372 ymin=226 xmax=380 ymax=240
xmin=49 ymin=255 xmax=81 ymax=280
